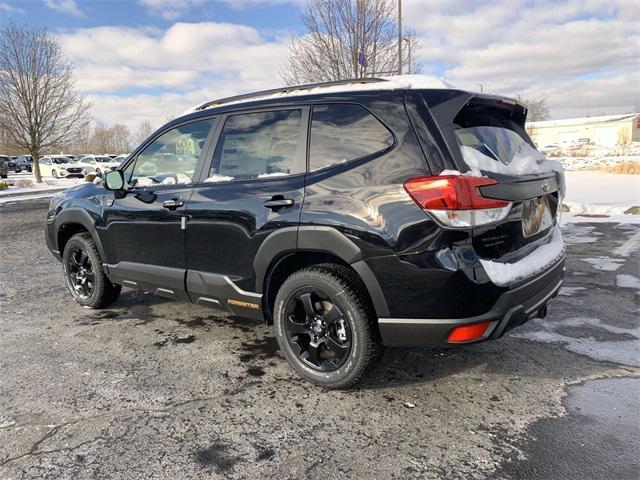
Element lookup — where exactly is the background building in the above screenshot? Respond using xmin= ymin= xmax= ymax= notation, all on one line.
xmin=528 ymin=113 xmax=640 ymax=148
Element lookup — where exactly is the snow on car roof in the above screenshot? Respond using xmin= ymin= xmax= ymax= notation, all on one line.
xmin=182 ymin=75 xmax=455 ymax=116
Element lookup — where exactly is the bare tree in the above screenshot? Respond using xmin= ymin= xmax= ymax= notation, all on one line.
xmin=521 ymin=97 xmax=551 ymax=123
xmin=0 ymin=22 xmax=91 ymax=182
xmin=110 ymin=124 xmax=131 ymax=154
xmin=135 ymin=120 xmax=154 ymax=146
xmin=281 ymin=0 xmax=420 ymax=85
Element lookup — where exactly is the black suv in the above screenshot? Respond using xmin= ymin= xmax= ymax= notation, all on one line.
xmin=0 ymin=155 xmax=9 ymax=178
xmin=46 ymin=78 xmax=565 ymax=388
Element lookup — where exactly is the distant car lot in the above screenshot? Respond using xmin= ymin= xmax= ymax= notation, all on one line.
xmin=0 ymin=199 xmax=638 ymax=479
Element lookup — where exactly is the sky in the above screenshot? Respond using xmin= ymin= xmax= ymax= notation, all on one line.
xmin=0 ymin=0 xmax=638 ymax=130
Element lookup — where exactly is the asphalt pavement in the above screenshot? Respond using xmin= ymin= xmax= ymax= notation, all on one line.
xmin=0 ymin=198 xmax=638 ymax=480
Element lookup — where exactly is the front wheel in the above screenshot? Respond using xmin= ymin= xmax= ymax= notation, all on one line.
xmin=62 ymin=233 xmax=121 ymax=308
xmin=52 ymin=169 xmax=58 ymax=178
xmin=273 ymin=264 xmax=383 ymax=389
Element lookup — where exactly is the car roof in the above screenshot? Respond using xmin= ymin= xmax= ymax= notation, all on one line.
xmin=182 ymin=75 xmax=452 ymax=115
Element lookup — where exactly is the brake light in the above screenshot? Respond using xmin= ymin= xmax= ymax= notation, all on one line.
xmin=447 ymin=321 xmax=490 ymax=343
xmin=404 ymin=175 xmax=512 ymax=228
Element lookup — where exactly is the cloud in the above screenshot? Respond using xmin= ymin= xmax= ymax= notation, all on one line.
xmin=43 ymin=0 xmax=83 ymax=17
xmin=58 ymin=22 xmax=289 ymax=127
xmin=404 ymin=0 xmax=640 ymax=118
xmin=58 ymin=0 xmax=639 ymax=128
xmin=138 ymin=0 xmax=205 ymax=20
xmin=0 ymin=1 xmax=24 ymax=13
xmin=138 ymin=0 xmax=303 ymax=19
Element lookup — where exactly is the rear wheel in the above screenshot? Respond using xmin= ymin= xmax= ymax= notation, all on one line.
xmin=62 ymin=233 xmax=121 ymax=308
xmin=274 ymin=264 xmax=383 ymax=388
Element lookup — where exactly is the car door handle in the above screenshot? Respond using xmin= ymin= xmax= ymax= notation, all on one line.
xmin=264 ymin=198 xmax=294 ymax=210
xmin=162 ymin=198 xmax=184 ymax=210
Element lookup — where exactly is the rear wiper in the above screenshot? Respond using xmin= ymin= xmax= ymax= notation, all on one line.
xmin=480 ymin=140 xmax=500 ymax=162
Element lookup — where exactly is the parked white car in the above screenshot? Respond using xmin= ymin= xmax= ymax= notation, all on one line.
xmin=39 ymin=156 xmax=85 ymax=178
xmin=113 ymin=154 xmax=128 ymax=165
xmin=76 ymin=155 xmax=121 ymax=175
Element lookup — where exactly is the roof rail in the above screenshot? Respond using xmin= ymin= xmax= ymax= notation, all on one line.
xmin=193 ymin=77 xmax=388 ymax=111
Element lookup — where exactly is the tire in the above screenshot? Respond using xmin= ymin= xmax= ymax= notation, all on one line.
xmin=52 ymin=169 xmax=58 ymax=178
xmin=1 ymin=174 xmax=6 ymax=179
xmin=62 ymin=232 xmax=121 ymax=308
xmin=273 ymin=263 xmax=383 ymax=389
xmin=95 ymin=168 xmax=101 ymax=175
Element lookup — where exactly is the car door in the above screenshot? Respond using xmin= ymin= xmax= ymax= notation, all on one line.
xmin=98 ymin=117 xmax=217 ymax=300
xmin=185 ymin=107 xmax=309 ymax=317
xmin=39 ymin=157 xmax=52 ymax=176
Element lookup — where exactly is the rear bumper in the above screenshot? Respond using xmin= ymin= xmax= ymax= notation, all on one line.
xmin=378 ymin=254 xmax=565 ymax=347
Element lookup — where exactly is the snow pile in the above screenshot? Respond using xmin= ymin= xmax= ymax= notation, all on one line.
xmin=460 ymin=142 xmax=566 ymax=197
xmin=480 ymin=226 xmax=565 ymax=286
xmin=562 ymin=171 xmax=640 ymax=215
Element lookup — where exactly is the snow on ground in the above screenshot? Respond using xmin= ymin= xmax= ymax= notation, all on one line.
xmin=616 ymin=274 xmax=640 ymax=289
xmin=580 ymin=256 xmax=625 ymax=271
xmin=513 ymin=317 xmax=640 ymax=367
xmin=561 ymin=224 xmax=602 ymax=245
xmin=563 ymin=171 xmax=640 ymax=215
xmin=558 ymin=286 xmax=586 ymax=296
xmin=0 ymin=173 xmax=84 ymax=201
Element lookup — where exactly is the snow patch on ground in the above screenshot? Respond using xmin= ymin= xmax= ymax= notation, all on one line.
xmin=561 ymin=224 xmax=601 ymax=245
xmin=559 ymin=286 xmax=586 ymax=296
xmin=561 ymin=214 xmax=640 ymax=225
xmin=564 ymin=172 xmax=640 ymax=209
xmin=480 ymin=226 xmax=564 ymax=286
xmin=616 ymin=274 xmax=640 ymax=289
xmin=514 ymin=317 xmax=640 ymax=366
xmin=581 ymin=257 xmax=625 ymax=271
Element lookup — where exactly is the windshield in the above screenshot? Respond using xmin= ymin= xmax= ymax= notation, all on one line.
xmin=453 ymin=107 xmax=533 ymax=166
xmin=96 ymin=156 xmax=112 ymax=162
xmin=52 ymin=157 xmax=71 ymax=164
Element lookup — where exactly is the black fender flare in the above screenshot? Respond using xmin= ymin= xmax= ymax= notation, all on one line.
xmin=254 ymin=226 xmax=390 ymax=318
xmin=54 ymin=208 xmax=107 ymax=261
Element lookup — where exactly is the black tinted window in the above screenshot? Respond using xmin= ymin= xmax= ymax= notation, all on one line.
xmin=208 ymin=109 xmax=304 ymax=182
xmin=309 ymin=104 xmax=393 ymax=171
xmin=129 ymin=118 xmax=214 ymax=186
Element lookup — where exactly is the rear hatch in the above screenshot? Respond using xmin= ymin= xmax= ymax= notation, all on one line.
xmin=412 ymin=93 xmax=565 ymax=276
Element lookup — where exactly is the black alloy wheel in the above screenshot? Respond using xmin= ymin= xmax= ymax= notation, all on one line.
xmin=284 ymin=290 xmax=352 ymax=372
xmin=66 ymin=245 xmax=95 ymax=300
xmin=274 ymin=264 xmax=383 ymax=388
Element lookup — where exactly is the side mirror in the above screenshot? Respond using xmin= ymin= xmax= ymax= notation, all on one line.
xmin=103 ymin=170 xmax=125 ymax=191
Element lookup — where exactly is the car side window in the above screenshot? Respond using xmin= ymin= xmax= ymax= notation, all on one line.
xmin=41 ymin=158 xmax=50 ymax=165
xmin=128 ymin=118 xmax=214 ymax=187
xmin=208 ymin=109 xmax=305 ymax=182
xmin=309 ymin=104 xmax=393 ymax=171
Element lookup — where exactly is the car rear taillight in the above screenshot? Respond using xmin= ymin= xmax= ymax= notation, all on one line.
xmin=403 ymin=175 xmax=512 ymax=228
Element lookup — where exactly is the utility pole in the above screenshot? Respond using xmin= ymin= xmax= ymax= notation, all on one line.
xmin=404 ymin=38 xmax=411 ymax=73
xmin=477 ymin=83 xmax=484 ymax=93
xmin=398 ymin=0 xmax=402 ymax=75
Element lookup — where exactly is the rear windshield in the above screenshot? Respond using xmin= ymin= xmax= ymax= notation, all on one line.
xmin=453 ymin=105 xmax=534 ymax=166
